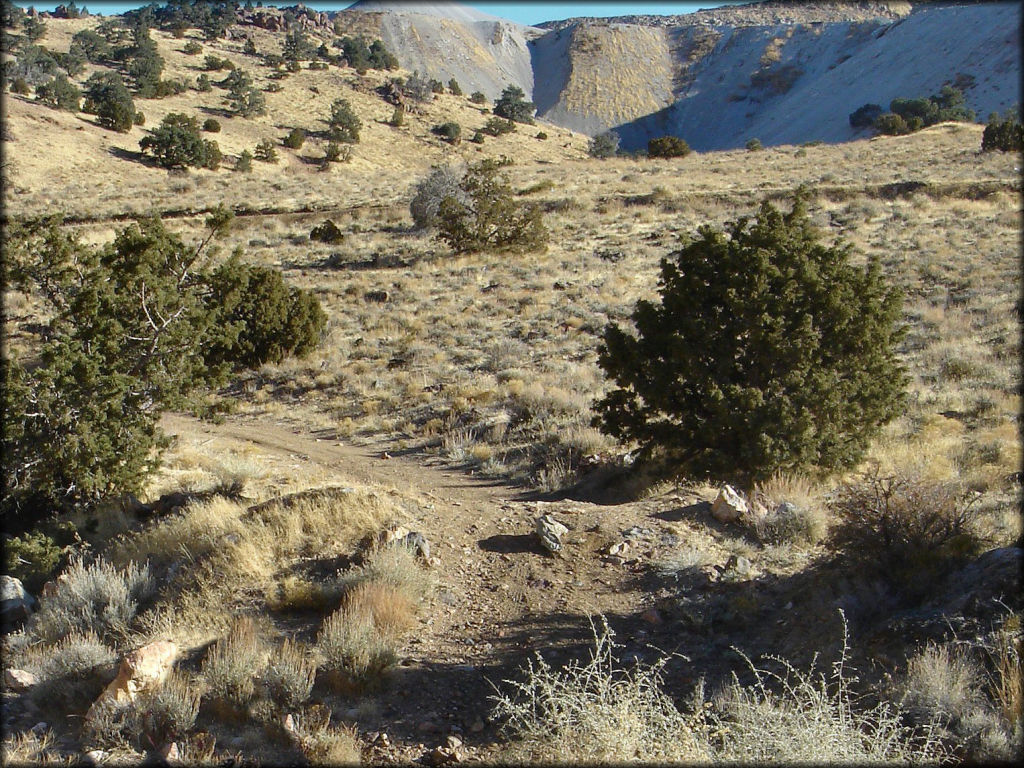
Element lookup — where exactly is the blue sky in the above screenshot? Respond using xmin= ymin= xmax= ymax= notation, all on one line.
xmin=15 ymin=1 xmax=742 ymax=27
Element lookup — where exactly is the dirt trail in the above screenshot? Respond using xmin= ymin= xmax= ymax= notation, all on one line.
xmin=159 ymin=411 xmax=711 ymax=758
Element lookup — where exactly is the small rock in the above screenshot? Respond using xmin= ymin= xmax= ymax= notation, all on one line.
xmin=445 ymin=735 xmax=463 ymax=750
xmin=711 ymin=485 xmax=748 ymax=523
xmin=86 ymin=641 xmax=178 ymax=723
xmin=608 ymin=541 xmax=628 ymax=556
xmin=536 ymin=514 xmax=568 ymax=553
xmin=282 ymin=713 xmax=296 ymax=734
xmin=84 ymin=749 xmax=108 ymax=764
xmin=159 ymin=742 xmax=180 ymax=762
xmin=1 ymin=575 xmax=36 ymax=626
xmin=5 ymin=668 xmax=38 ymax=691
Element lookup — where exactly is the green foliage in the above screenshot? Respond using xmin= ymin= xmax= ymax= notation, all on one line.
xmin=126 ymin=29 xmax=164 ymax=97
xmin=429 ymin=78 xmax=445 ymax=94
xmin=433 ymin=121 xmax=462 ymax=144
xmin=648 ymin=135 xmax=691 ymax=158
xmin=745 ymin=137 xmax=764 ymax=151
xmin=203 ymin=53 xmax=233 ymax=71
xmin=195 ymin=72 xmax=212 ymax=91
xmin=70 ymin=28 xmax=110 ymax=63
xmin=436 ymin=159 xmax=549 ymax=254
xmin=400 ymin=71 xmax=433 ymax=102
xmin=323 ymin=140 xmax=348 ymax=163
xmin=35 ymin=74 xmax=79 ymax=111
xmin=483 ymin=116 xmax=516 ymax=136
xmin=202 ymin=256 xmax=327 ymax=369
xmin=139 ymin=113 xmax=221 ymax=169
xmin=335 ymin=35 xmax=397 ymax=71
xmin=10 ymin=44 xmax=57 ymax=86
xmin=183 ymin=40 xmax=202 ymax=55
xmin=3 ymin=530 xmax=64 ymax=593
xmin=10 ymin=76 xmax=30 ymax=95
xmin=282 ymin=28 xmax=315 ymax=63
xmin=494 ymin=84 xmax=535 ymax=124
xmin=202 ymin=117 xmax=220 ymax=132
xmin=54 ymin=47 xmax=86 ymax=77
xmin=588 ymin=130 xmax=620 ymax=158
xmin=981 ymin=109 xmax=1023 ymax=152
xmin=2 ymin=215 xmax=230 ymax=514
xmin=83 ymin=71 xmax=136 ymax=132
xmin=448 ymin=78 xmax=462 ymax=96
xmin=4 ymin=211 xmax=324 ymax=518
xmin=254 ymin=138 xmax=277 ymax=162
xmin=849 ymin=102 xmax=882 ymax=128
xmin=222 ymin=69 xmax=265 ymax=117
xmin=22 ymin=14 xmax=45 ymax=42
xmin=310 ymin=219 xmax=344 ymax=243
xmin=593 ymin=193 xmax=907 ymax=490
xmin=389 ymin=104 xmax=405 ymax=127
xmin=470 ymin=90 xmax=487 ymax=105
xmin=874 ymin=112 xmax=911 ymax=135
xmin=243 ymin=37 xmax=256 ymax=55
xmin=283 ymin=126 xmax=305 ymax=149
xmin=328 ymin=97 xmax=361 ymax=143
xmin=236 ymin=149 xmax=253 ymax=172
xmin=874 ymin=86 xmax=975 ymax=136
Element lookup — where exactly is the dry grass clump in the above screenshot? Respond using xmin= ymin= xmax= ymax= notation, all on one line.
xmin=315 ymin=606 xmax=397 ymax=694
xmin=750 ymin=472 xmax=828 ymax=546
xmin=200 ymin=617 xmax=269 ymax=717
xmin=708 ymin=621 xmax=947 ymax=763
xmin=341 ymin=581 xmax=417 ymax=638
xmin=490 ymin=618 xmax=710 ymax=763
xmin=898 ymin=630 xmax=1022 ymax=761
xmin=262 ymin=638 xmax=317 ymax=713
xmin=0 ymin=729 xmax=70 ymax=767
xmin=291 ymin=704 xmax=363 ymax=765
xmin=28 ymin=557 xmax=155 ymax=647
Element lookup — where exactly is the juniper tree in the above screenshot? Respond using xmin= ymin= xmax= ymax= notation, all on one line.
xmin=494 ymin=84 xmax=535 ymax=124
xmin=593 ymin=192 xmax=907 ymax=492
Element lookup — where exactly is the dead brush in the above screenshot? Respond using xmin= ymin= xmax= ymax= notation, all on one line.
xmin=987 ymin=618 xmax=1023 ymax=735
xmin=28 ymin=631 xmax=118 ymax=713
xmin=490 ymin=617 xmax=710 ymax=763
xmin=708 ymin=613 xmax=948 ymax=762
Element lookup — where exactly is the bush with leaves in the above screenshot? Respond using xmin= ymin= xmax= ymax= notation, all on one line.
xmin=9 ymin=44 xmax=57 ymax=86
xmin=125 ymin=28 xmax=165 ymax=97
xmin=328 ymin=97 xmax=361 ymax=143
xmin=195 ymin=72 xmax=211 ymax=91
xmin=483 ymin=116 xmax=516 ymax=136
xmin=254 ymin=137 xmax=277 ymax=162
xmin=874 ymin=86 xmax=976 ymax=136
xmin=436 ymin=159 xmax=548 ymax=254
xmin=236 ymin=149 xmax=253 ymax=172
xmin=849 ymin=102 xmax=883 ymax=129
xmin=282 ymin=28 xmax=315 ymax=64
xmin=593 ymin=193 xmax=906 ymax=492
xmin=981 ymin=109 xmax=1023 ymax=152
xmin=410 ymin=164 xmax=465 ymax=229
xmin=3 ymin=210 xmax=324 ymax=520
xmin=83 ymin=71 xmax=136 ymax=132
xmin=648 ymin=135 xmax=691 ymax=158
xmin=140 ymin=113 xmax=221 ymax=169
xmin=22 ymin=14 xmax=45 ymax=42
xmin=35 ymin=74 xmax=79 ymax=111
xmin=493 ymin=84 xmax=535 ymax=124
xmin=201 ymin=256 xmax=327 ymax=369
xmin=202 ymin=117 xmax=220 ymax=132
xmin=588 ymin=130 xmax=620 ymax=158
xmin=283 ymin=126 xmax=305 ymax=149
xmin=182 ymin=40 xmax=202 ymax=55
xmin=433 ymin=121 xmax=461 ymax=144
xmin=323 ymin=140 xmax=350 ymax=164
xmin=400 ymin=70 xmax=433 ymax=103
xmin=222 ymin=69 xmax=265 ymax=117
xmin=448 ymin=77 xmax=462 ymax=96
xmin=470 ymin=90 xmax=487 ymax=104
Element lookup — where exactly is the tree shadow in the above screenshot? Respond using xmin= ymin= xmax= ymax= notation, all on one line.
xmin=477 ymin=533 xmax=547 ymax=556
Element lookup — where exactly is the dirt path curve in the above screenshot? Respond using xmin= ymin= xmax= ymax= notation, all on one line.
xmin=159 ymin=411 xmax=698 ymax=759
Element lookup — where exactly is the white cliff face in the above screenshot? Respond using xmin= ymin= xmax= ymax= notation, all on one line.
xmin=340 ymin=1 xmax=1020 ymax=150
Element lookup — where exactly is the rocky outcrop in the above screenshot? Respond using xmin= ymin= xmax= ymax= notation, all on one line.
xmin=1 ymin=575 xmax=36 ymax=628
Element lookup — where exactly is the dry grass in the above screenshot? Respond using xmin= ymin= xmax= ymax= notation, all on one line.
xmin=341 ymin=581 xmax=417 ymax=639
xmin=200 ymin=616 xmax=269 ymax=713
xmin=315 ymin=605 xmax=398 ymax=694
xmin=262 ymin=638 xmax=317 ymax=713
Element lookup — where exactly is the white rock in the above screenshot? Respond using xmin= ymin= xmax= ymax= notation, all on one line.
xmin=5 ymin=668 xmax=38 ymax=691
xmin=711 ymin=485 xmax=748 ymax=523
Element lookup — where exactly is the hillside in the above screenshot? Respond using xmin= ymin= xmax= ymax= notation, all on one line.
xmin=1 ymin=5 xmax=1021 ymax=767
xmin=330 ymin=0 xmax=1019 ymax=150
